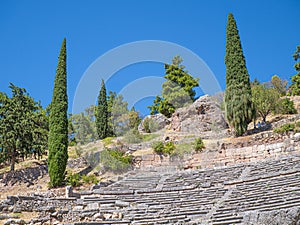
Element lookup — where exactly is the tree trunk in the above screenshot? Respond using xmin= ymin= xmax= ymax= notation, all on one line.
xmin=10 ymin=149 xmax=15 ymax=171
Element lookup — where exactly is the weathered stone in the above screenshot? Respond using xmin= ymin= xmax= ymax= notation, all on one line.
xmin=4 ymin=219 xmax=26 ymax=225
xmin=168 ymin=95 xmax=228 ymax=134
xmin=115 ymin=200 xmax=130 ymax=207
xmin=86 ymin=202 xmax=99 ymax=210
xmin=139 ymin=113 xmax=169 ymax=133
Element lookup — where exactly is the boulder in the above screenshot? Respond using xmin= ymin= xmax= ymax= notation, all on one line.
xmin=168 ymin=95 xmax=228 ymax=133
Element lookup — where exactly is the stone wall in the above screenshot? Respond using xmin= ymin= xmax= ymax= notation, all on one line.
xmin=137 ymin=132 xmax=300 ymax=170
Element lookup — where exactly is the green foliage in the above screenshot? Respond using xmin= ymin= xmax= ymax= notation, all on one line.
xmin=251 ymin=78 xmax=260 ymax=87
xmin=96 ymin=80 xmax=109 ymax=139
xmin=274 ymin=123 xmax=296 ymax=134
xmin=142 ymin=117 xmax=159 ymax=133
xmin=152 ymin=141 xmax=165 ymax=154
xmin=290 ymin=46 xmax=300 ymax=95
xmin=152 ymin=141 xmax=176 ymax=156
xmin=271 ymin=75 xmax=287 ymax=96
xmin=276 ymin=98 xmax=297 ymax=115
xmin=252 ymin=84 xmax=280 ymax=122
xmin=66 ymin=173 xmax=99 ymax=187
xmin=224 ymin=13 xmax=255 ymax=136
xmin=148 ymin=55 xmax=199 ymax=118
xmin=0 ymin=84 xmax=48 ymax=171
xmin=128 ymin=107 xmax=142 ymax=130
xmin=99 ymin=148 xmax=133 ymax=173
xmin=163 ymin=142 xmax=176 ymax=155
xmin=66 ymin=172 xmax=81 ymax=187
xmin=69 ymin=111 xmax=97 ymax=145
xmin=148 ymin=96 xmax=175 ymax=118
xmin=194 ymin=137 xmax=205 ymax=152
xmin=124 ymin=129 xmax=143 ymax=144
xmin=48 ymin=38 xmax=68 ymax=187
xmin=81 ymin=174 xmax=99 ymax=185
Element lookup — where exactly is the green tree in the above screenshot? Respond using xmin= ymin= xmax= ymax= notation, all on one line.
xmin=148 ymin=55 xmax=199 ymax=117
xmin=48 ymin=38 xmax=68 ymax=187
xmin=96 ymin=80 xmax=109 ymax=139
xmin=70 ymin=112 xmax=96 ymax=144
xmin=290 ymin=46 xmax=300 ymax=95
xmin=251 ymin=78 xmax=260 ymax=87
xmin=224 ymin=13 xmax=255 ymax=136
xmin=271 ymin=75 xmax=287 ymax=96
xmin=252 ymin=85 xmax=280 ymax=123
xmin=0 ymin=84 xmax=48 ymax=171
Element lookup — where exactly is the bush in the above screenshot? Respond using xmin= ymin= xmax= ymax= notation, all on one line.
xmin=194 ymin=137 xmax=205 ymax=152
xmin=164 ymin=142 xmax=176 ymax=155
xmin=81 ymin=174 xmax=99 ymax=185
xmin=66 ymin=172 xmax=81 ymax=187
xmin=124 ymin=129 xmax=143 ymax=144
xmin=277 ymin=98 xmax=297 ymax=114
xmin=152 ymin=141 xmax=165 ymax=154
xmin=274 ymin=123 xmax=295 ymax=134
xmin=152 ymin=141 xmax=176 ymax=156
xmin=99 ymin=148 xmax=133 ymax=173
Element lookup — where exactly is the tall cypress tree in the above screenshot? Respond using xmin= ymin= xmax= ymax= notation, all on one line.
xmin=48 ymin=38 xmax=68 ymax=187
xmin=224 ymin=13 xmax=254 ymax=136
xmin=96 ymin=79 xmax=109 ymax=139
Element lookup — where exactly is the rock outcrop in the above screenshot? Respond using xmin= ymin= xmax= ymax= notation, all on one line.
xmin=168 ymin=95 xmax=228 ymax=133
xmin=138 ymin=113 xmax=169 ymax=133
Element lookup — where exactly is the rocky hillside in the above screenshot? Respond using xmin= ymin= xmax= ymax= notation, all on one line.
xmin=1 ymin=95 xmax=300 ymax=224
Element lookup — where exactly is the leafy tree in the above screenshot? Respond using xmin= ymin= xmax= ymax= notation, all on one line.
xmin=224 ymin=13 xmax=255 ymax=136
xmin=251 ymin=78 xmax=260 ymax=87
xmin=252 ymin=84 xmax=280 ymax=123
xmin=0 ymin=84 xmax=48 ymax=171
xmin=96 ymin=80 xmax=109 ymax=139
xmin=164 ymin=55 xmax=199 ymax=102
xmin=48 ymin=38 xmax=68 ymax=187
xmin=276 ymin=98 xmax=297 ymax=115
xmin=106 ymin=91 xmax=117 ymax=136
xmin=290 ymin=46 xmax=300 ymax=95
xmin=110 ymin=94 xmax=130 ymax=135
xmin=70 ymin=112 xmax=96 ymax=144
xmin=128 ymin=107 xmax=142 ymax=130
xmin=271 ymin=75 xmax=287 ymax=96
xmin=148 ymin=55 xmax=199 ymax=118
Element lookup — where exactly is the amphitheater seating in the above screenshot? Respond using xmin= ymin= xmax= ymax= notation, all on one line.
xmin=54 ymin=153 xmax=300 ymax=224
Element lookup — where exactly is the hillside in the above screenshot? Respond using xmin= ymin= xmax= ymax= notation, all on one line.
xmin=1 ymin=96 xmax=300 ymax=224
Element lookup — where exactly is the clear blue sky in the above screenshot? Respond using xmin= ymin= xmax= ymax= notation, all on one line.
xmin=0 ymin=1 xmax=299 ymax=115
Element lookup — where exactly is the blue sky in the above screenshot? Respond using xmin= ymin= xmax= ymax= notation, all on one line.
xmin=0 ymin=1 xmax=299 ymax=115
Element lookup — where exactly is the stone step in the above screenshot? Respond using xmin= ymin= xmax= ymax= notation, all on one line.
xmin=211 ymin=218 xmax=243 ymax=225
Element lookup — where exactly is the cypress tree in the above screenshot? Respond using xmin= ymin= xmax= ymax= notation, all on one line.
xmin=224 ymin=13 xmax=255 ymax=136
xmin=96 ymin=79 xmax=109 ymax=139
xmin=48 ymin=38 xmax=68 ymax=187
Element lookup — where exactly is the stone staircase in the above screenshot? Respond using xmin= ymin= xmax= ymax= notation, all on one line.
xmin=2 ymin=154 xmax=300 ymax=224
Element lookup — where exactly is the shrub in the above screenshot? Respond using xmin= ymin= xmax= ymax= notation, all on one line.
xmin=81 ymin=174 xmax=99 ymax=185
xmin=99 ymin=148 xmax=133 ymax=173
xmin=66 ymin=172 xmax=81 ymax=187
xmin=194 ymin=137 xmax=205 ymax=152
xmin=124 ymin=129 xmax=143 ymax=144
xmin=152 ymin=141 xmax=176 ymax=156
xmin=152 ymin=141 xmax=165 ymax=154
xmin=164 ymin=142 xmax=176 ymax=155
xmin=274 ymin=123 xmax=295 ymax=134
xmin=277 ymin=98 xmax=297 ymax=114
